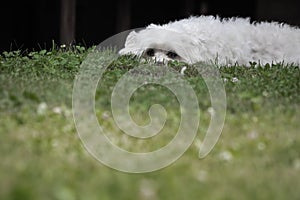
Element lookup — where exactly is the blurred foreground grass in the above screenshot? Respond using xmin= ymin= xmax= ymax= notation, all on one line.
xmin=0 ymin=47 xmax=299 ymax=200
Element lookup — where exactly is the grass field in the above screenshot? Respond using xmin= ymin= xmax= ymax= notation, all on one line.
xmin=0 ymin=47 xmax=299 ymax=200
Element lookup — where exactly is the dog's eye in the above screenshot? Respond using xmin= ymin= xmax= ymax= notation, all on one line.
xmin=145 ymin=49 xmax=155 ymax=57
xmin=166 ymin=51 xmax=178 ymax=59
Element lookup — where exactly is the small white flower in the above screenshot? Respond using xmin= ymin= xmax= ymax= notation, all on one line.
xmin=139 ymin=179 xmax=157 ymax=200
xmin=102 ymin=111 xmax=110 ymax=120
xmin=207 ymin=107 xmax=215 ymax=116
xmin=247 ymin=131 xmax=258 ymax=140
xmin=37 ymin=102 xmax=48 ymax=115
xmin=262 ymin=91 xmax=269 ymax=97
xmin=231 ymin=77 xmax=239 ymax=83
xmin=219 ymin=150 xmax=233 ymax=161
xmin=52 ymin=107 xmax=63 ymax=114
xmin=223 ymin=78 xmax=228 ymax=82
xmin=60 ymin=44 xmax=66 ymax=48
xmin=196 ymin=170 xmax=208 ymax=182
xmin=180 ymin=66 xmax=187 ymax=75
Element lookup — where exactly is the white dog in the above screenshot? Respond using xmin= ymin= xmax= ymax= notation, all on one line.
xmin=119 ymin=16 xmax=300 ymax=66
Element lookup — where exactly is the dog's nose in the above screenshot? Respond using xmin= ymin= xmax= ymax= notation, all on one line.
xmin=155 ymin=57 xmax=167 ymax=64
xmin=153 ymin=52 xmax=169 ymax=64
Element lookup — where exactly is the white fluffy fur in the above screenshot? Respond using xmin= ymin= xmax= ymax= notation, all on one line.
xmin=119 ymin=16 xmax=300 ymax=66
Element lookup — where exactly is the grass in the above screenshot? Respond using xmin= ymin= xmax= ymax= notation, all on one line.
xmin=0 ymin=47 xmax=299 ymax=200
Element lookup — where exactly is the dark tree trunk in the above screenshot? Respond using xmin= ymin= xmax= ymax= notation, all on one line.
xmin=183 ymin=0 xmax=195 ymax=17
xmin=60 ymin=0 xmax=76 ymax=45
xmin=115 ymin=0 xmax=131 ymax=32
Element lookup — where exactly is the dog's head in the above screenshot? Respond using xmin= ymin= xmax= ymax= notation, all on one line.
xmin=119 ymin=26 xmax=205 ymax=64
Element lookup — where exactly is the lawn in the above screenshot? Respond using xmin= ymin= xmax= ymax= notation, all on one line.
xmin=0 ymin=47 xmax=299 ymax=200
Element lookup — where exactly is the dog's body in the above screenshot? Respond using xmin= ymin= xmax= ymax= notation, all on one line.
xmin=119 ymin=16 xmax=300 ymax=66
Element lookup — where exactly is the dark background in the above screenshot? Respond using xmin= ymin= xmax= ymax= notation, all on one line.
xmin=0 ymin=0 xmax=300 ymax=52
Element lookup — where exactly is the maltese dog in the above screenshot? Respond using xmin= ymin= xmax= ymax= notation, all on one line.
xmin=119 ymin=16 xmax=300 ymax=66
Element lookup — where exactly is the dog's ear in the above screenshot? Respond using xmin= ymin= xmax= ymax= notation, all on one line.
xmin=124 ymin=31 xmax=138 ymax=47
xmin=119 ymin=31 xmax=139 ymax=55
